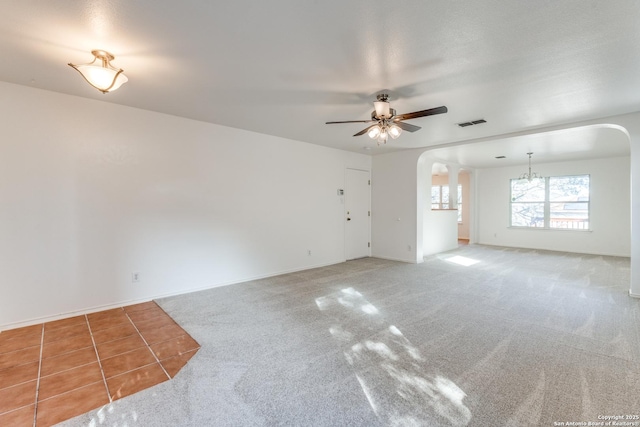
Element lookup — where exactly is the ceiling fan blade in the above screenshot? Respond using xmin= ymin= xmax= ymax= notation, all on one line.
xmin=326 ymin=120 xmax=376 ymax=124
xmin=394 ymin=106 xmax=448 ymax=121
xmin=353 ymin=124 xmax=378 ymax=137
xmin=394 ymin=121 xmax=421 ymax=132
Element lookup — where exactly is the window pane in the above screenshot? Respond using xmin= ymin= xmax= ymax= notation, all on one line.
xmin=442 ymin=186 xmax=450 ymax=204
xmin=549 ymin=175 xmax=590 ymax=202
xmin=511 ymin=203 xmax=545 ymax=227
xmin=431 ymin=186 xmax=440 ymax=208
xmin=457 ymin=184 xmax=462 ymax=205
xmin=511 ymin=178 xmax=545 ymax=202
xmin=550 ymin=202 xmax=589 ymax=229
xmin=457 ymin=205 xmax=462 ymax=222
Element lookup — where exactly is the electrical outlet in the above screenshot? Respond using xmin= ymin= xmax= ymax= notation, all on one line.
xmin=308 ymin=249 xmax=312 ymax=256
xmin=132 ymin=272 xmax=140 ymax=283
xmin=407 ymin=245 xmax=412 ymax=252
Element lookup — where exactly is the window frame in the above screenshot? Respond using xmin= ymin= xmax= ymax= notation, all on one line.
xmin=431 ymin=184 xmax=463 ymax=223
xmin=509 ymin=174 xmax=590 ymax=230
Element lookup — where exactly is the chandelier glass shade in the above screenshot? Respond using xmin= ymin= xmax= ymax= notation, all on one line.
xmin=388 ymin=124 xmax=402 ymax=139
xmin=68 ymin=50 xmax=128 ymax=93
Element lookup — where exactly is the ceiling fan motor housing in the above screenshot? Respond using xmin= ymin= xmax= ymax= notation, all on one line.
xmin=373 ymin=93 xmax=393 ymax=119
xmin=372 ymin=108 xmax=395 ymax=120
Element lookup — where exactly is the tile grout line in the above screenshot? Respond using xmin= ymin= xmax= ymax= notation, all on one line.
xmin=85 ymin=314 xmax=112 ymax=404
xmin=32 ymin=323 xmax=44 ymax=427
xmin=90 ymin=337 xmax=199 ymax=369
xmin=100 ymin=361 xmax=164 ymax=383
xmin=34 ymin=380 xmax=107 ymax=405
xmin=124 ymin=306 xmax=172 ymax=380
xmin=99 ymin=331 xmax=199 ymax=359
xmin=38 ymin=356 xmax=99 ymax=381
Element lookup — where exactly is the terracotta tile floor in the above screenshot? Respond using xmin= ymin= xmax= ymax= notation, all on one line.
xmin=0 ymin=301 xmax=200 ymax=427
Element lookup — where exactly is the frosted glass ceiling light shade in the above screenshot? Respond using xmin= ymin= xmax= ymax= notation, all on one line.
xmin=377 ymin=128 xmax=388 ymax=145
xmin=373 ymin=101 xmax=390 ymax=118
xmin=368 ymin=125 xmax=382 ymax=139
xmin=69 ymin=50 xmax=128 ymax=93
xmin=389 ymin=124 xmax=402 ymax=139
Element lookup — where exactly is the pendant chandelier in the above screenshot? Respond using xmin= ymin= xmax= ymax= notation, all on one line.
xmin=519 ymin=152 xmax=540 ymax=181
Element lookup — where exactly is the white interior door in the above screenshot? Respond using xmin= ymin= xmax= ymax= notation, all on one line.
xmin=345 ymin=168 xmax=370 ymax=260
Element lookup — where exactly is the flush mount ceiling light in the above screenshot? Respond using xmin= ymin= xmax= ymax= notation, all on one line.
xmin=68 ymin=50 xmax=128 ymax=93
xmin=518 ymin=152 xmax=541 ymax=182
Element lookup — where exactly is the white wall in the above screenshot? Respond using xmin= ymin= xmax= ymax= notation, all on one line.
xmin=476 ymin=156 xmax=630 ymax=256
xmin=423 ymin=210 xmax=459 ymax=255
xmin=459 ymin=172 xmax=471 ymax=240
xmin=371 ymin=150 xmax=422 ymax=263
xmin=0 ymin=82 xmax=370 ymax=329
xmin=629 ymin=122 xmax=640 ymax=296
xmin=432 ymin=171 xmax=471 ymax=239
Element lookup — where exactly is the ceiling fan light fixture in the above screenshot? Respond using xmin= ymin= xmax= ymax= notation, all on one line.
xmin=389 ymin=124 xmax=402 ymax=139
xmin=377 ymin=128 xmax=388 ymax=145
xmin=374 ymin=100 xmax=390 ymax=119
xmin=68 ymin=50 xmax=128 ymax=93
xmin=368 ymin=125 xmax=382 ymax=139
xmin=325 ymin=93 xmax=448 ymax=144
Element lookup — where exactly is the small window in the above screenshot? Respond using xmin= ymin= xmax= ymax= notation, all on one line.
xmin=431 ymin=186 xmax=441 ymax=210
xmin=432 ymin=184 xmax=462 ymax=222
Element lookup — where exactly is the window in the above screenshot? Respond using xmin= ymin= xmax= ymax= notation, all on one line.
xmin=510 ymin=175 xmax=590 ymax=229
xmin=432 ymin=184 xmax=462 ymax=222
xmin=431 ymin=185 xmax=440 ymax=209
xmin=431 ymin=185 xmax=446 ymax=209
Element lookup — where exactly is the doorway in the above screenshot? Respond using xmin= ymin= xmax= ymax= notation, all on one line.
xmin=345 ymin=168 xmax=371 ymax=260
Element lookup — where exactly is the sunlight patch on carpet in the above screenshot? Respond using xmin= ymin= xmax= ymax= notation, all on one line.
xmin=316 ymin=288 xmax=472 ymax=426
xmin=444 ymin=255 xmax=480 ymax=267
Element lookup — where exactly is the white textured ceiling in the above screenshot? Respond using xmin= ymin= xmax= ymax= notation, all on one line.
xmin=1 ymin=1 xmax=639 ymax=162
xmin=430 ymin=125 xmax=631 ymax=172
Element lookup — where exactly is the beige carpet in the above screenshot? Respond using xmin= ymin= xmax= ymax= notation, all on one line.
xmin=59 ymin=245 xmax=639 ymax=427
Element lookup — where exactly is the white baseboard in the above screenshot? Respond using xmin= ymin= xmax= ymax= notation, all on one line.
xmin=476 ymin=242 xmax=630 ymax=258
xmin=148 ymin=259 xmax=345 ymax=303
xmin=0 ymin=259 xmax=346 ymax=332
xmin=372 ymin=255 xmax=414 ymax=264
xmin=630 ymin=290 xmax=640 ymax=299
xmin=0 ymin=297 xmax=155 ymax=332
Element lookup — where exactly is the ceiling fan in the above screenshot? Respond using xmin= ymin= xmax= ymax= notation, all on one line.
xmin=326 ymin=94 xmax=447 ymax=145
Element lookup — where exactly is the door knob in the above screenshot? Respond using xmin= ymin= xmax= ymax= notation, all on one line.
xmin=347 ymin=218 xmax=351 ymax=221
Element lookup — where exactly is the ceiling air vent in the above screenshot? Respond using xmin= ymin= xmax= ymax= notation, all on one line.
xmin=457 ymin=118 xmax=487 ymax=128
